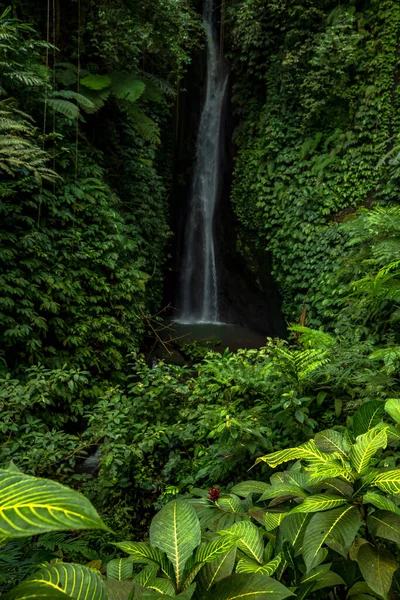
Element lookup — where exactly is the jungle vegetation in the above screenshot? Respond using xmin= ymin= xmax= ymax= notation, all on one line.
xmin=1 ymin=1 xmax=400 ymax=599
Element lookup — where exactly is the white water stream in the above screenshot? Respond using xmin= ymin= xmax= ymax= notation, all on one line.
xmin=178 ymin=0 xmax=228 ymax=323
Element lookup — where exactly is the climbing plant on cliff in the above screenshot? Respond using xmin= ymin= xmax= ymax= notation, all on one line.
xmin=227 ymin=0 xmax=400 ymax=327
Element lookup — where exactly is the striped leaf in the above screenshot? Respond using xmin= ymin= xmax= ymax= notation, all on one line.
xmin=373 ymin=469 xmax=400 ymax=494
xmin=196 ymin=548 xmax=236 ymax=593
xmin=231 ymin=481 xmax=271 ymax=497
xmin=278 ymin=513 xmax=309 ymax=555
xmin=256 ymin=440 xmax=331 ymax=469
xmin=150 ymin=500 xmax=201 ymax=589
xmin=218 ymin=521 xmax=264 ymax=563
xmin=195 ymin=536 xmax=238 ymax=564
xmin=107 ymin=558 xmax=133 ymax=581
xmin=290 ymin=495 xmax=349 ymax=514
xmin=134 ymin=566 xmax=159 ymax=587
xmin=353 ymin=401 xmax=384 ymax=437
xmin=27 ymin=564 xmax=106 ymax=600
xmin=216 ymin=495 xmax=244 ymax=513
xmin=145 ymin=577 xmax=176 ymax=596
xmin=202 ymin=573 xmax=294 ymax=600
xmin=367 ymin=510 xmax=400 ymax=544
xmin=264 ymin=512 xmax=288 ymax=531
xmin=260 ymin=484 xmax=308 ymax=501
xmin=236 ymin=555 xmax=282 ymax=576
xmin=315 ymin=429 xmax=350 ymax=458
xmin=363 ymin=491 xmax=400 ymax=515
xmin=349 ymin=426 xmax=388 ymax=475
xmin=0 ymin=470 xmax=107 ymax=538
xmin=303 ymin=506 xmax=361 ymax=572
xmin=384 ymin=398 xmax=400 ymax=424
xmin=2 ymin=581 xmax=70 ymax=600
xmin=114 ymin=541 xmax=163 ymax=565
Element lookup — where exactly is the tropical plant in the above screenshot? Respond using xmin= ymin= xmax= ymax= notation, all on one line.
xmin=0 ymin=465 xmax=108 ymax=598
xmin=191 ymin=399 xmax=400 ymax=598
xmin=107 ymin=498 xmax=293 ymax=600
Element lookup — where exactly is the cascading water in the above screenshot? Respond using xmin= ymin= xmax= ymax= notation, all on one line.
xmin=178 ymin=0 xmax=228 ymax=324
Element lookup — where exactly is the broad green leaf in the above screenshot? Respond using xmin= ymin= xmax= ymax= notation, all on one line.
xmin=145 ymin=577 xmax=176 ymax=596
xmin=150 ymin=500 xmax=201 ymax=589
xmin=28 ymin=564 xmax=106 ymax=600
xmin=357 ymin=544 xmax=397 ymax=599
xmin=256 ymin=440 xmax=332 ymax=469
xmin=115 ymin=542 xmax=173 ymax=580
xmin=264 ymin=512 xmax=288 ymax=532
xmin=107 ymin=558 xmax=133 ymax=581
xmin=115 ymin=541 xmax=163 ymax=565
xmin=196 ymin=547 xmax=236 ymax=592
xmin=278 ymin=513 xmax=309 ymax=554
xmin=236 ymin=555 xmax=282 ymax=576
xmin=307 ymin=460 xmax=354 ymax=484
xmin=349 ymin=427 xmax=388 ymax=475
xmin=323 ymin=478 xmax=353 ymax=496
xmin=134 ymin=566 xmax=159 ymax=587
xmin=385 ymin=398 xmax=400 ymax=424
xmin=300 ymin=564 xmax=345 ymax=592
xmin=1 ymin=581 xmax=71 ymax=600
xmin=216 ymin=495 xmax=244 ymax=513
xmin=347 ymin=581 xmax=376 ymax=597
xmin=303 ymin=506 xmax=361 ymax=572
xmin=315 ymin=429 xmax=350 ymax=458
xmin=363 ymin=491 xmax=400 ymax=515
xmin=0 ymin=470 xmax=107 ymax=538
xmin=373 ymin=469 xmax=400 ymax=494
xmin=349 ymin=538 xmax=368 ymax=561
xmin=290 ymin=494 xmax=348 ymax=514
xmin=367 ymin=510 xmax=400 ymax=544
xmin=105 ymin=581 xmax=134 ymax=600
xmin=202 ymin=574 xmax=294 ymax=600
xmin=231 ymin=481 xmax=270 ymax=497
xmin=353 ymin=401 xmax=384 ymax=437
xmin=2 ymin=581 xmax=70 ymax=600
xmin=219 ymin=521 xmax=264 ymax=563
xmin=260 ymin=484 xmax=308 ymax=501
xmin=80 ymin=74 xmax=111 ymax=90
xmin=195 ymin=536 xmax=237 ymax=564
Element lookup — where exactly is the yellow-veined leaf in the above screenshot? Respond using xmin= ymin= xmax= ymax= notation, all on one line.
xmin=0 ymin=470 xmax=107 ymax=538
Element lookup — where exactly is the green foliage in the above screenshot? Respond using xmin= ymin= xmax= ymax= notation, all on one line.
xmin=0 ymin=466 xmax=107 ymax=598
xmin=227 ymin=0 xmax=400 ymax=327
xmin=196 ymin=399 xmax=400 ymax=599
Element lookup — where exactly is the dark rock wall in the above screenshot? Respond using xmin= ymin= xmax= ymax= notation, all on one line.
xmin=164 ymin=1 xmax=286 ymax=338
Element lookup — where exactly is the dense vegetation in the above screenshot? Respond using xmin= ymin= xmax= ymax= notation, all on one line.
xmin=2 ymin=0 xmax=400 ymax=599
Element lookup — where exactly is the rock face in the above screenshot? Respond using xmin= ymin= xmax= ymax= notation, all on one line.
xmin=164 ymin=0 xmax=286 ymax=339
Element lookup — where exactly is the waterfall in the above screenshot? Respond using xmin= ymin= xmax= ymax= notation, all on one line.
xmin=178 ymin=0 xmax=228 ymax=324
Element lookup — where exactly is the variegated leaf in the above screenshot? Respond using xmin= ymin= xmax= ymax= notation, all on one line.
xmin=373 ymin=469 xmax=400 ymax=494
xmin=290 ymin=494 xmax=348 ymax=514
xmin=150 ymin=500 xmax=201 ymax=589
xmin=264 ymin=512 xmax=288 ymax=532
xmin=0 ymin=470 xmax=107 ymax=538
xmin=28 ymin=563 xmax=106 ymax=600
xmin=349 ymin=426 xmax=388 ymax=475
xmin=363 ymin=491 xmax=400 ymax=514
xmin=218 ymin=521 xmax=264 ymax=563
